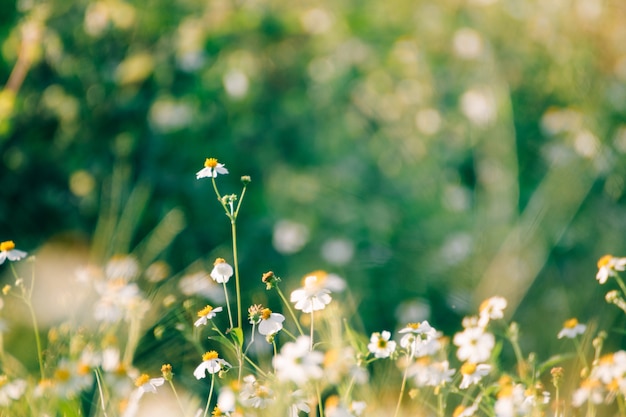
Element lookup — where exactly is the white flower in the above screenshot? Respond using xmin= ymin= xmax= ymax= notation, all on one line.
xmin=478 ymin=296 xmax=507 ymax=327
xmin=592 ymin=351 xmax=626 ymax=384
xmin=0 ymin=241 xmax=27 ymax=265
xmin=258 ymin=309 xmax=285 ymax=336
xmin=408 ymin=358 xmax=455 ymax=387
xmin=596 ymin=254 xmax=626 ymax=284
xmin=193 ymin=351 xmax=231 ymax=379
xmin=194 ymin=305 xmax=223 ymax=327
xmin=196 ymin=157 xmax=228 ymax=179
xmin=572 ymin=379 xmax=604 ymax=408
xmin=134 ymin=374 xmax=164 ymax=396
xmin=289 ymin=390 xmax=311 ymax=416
xmin=210 ymin=258 xmax=233 ymax=284
xmin=459 ymin=362 xmax=491 ymax=389
xmin=367 ymin=331 xmax=396 ymax=359
xmin=273 ymin=336 xmax=324 ymax=384
xmin=290 ymin=271 xmax=335 ymax=313
xmin=454 ymin=326 xmax=495 ymax=363
xmin=105 ymin=255 xmax=140 ymax=281
xmin=398 ymin=321 xmax=438 ymax=356
xmin=240 ymin=375 xmax=274 ymax=408
xmin=557 ymin=318 xmax=586 ymax=339
xmin=0 ymin=376 xmax=26 ymax=406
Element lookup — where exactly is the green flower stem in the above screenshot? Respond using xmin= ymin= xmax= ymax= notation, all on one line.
xmin=168 ymin=380 xmax=188 ymax=417
xmin=316 ymin=383 xmax=325 ymax=417
xmin=222 ymin=281 xmax=234 ymax=330
xmin=615 ymin=274 xmax=626 ymax=299
xmin=123 ymin=314 xmax=142 ymax=369
xmin=393 ymin=351 xmax=413 ymax=417
xmin=93 ymin=368 xmax=109 ymax=417
xmin=309 ymin=311 xmax=315 ymax=351
xmin=276 ymin=287 xmax=305 ymax=336
xmin=572 ymin=337 xmax=589 ymax=372
xmin=230 ymin=219 xmax=242 ymax=329
xmin=11 ymin=263 xmax=45 ymax=381
xmin=202 ymin=373 xmax=216 ymax=417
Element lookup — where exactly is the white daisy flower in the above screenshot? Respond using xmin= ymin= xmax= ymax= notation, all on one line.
xmin=196 ymin=157 xmax=228 ymax=179
xmin=367 ymin=331 xmax=396 ymax=359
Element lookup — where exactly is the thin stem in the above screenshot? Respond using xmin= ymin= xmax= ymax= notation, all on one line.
xmin=93 ymin=368 xmax=110 ymax=417
xmin=276 ymin=287 xmax=305 ymax=336
xmin=316 ymin=383 xmax=325 ymax=417
xmin=231 ymin=219 xmax=242 ymax=329
xmin=123 ymin=315 xmax=142 ymax=369
xmin=222 ymin=281 xmax=234 ymax=330
xmin=234 ymin=185 xmax=247 ymax=218
xmin=393 ymin=351 xmax=413 ymax=417
xmin=210 ymin=177 xmax=223 ymax=202
xmin=202 ymin=373 xmax=216 ymax=417
xmin=309 ymin=311 xmax=314 ymax=351
xmin=168 ymin=380 xmax=188 ymax=417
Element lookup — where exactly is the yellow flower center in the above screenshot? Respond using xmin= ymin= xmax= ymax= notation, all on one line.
xmin=302 ymin=270 xmax=328 ymax=287
xmin=204 ymin=158 xmax=219 ymax=168
xmin=599 ymin=353 xmax=614 ymax=365
xmin=407 ymin=322 xmax=420 ymax=330
xmin=0 ymin=241 xmax=15 ymax=251
xmin=202 ymin=351 xmax=219 ymax=361
xmin=261 ymin=308 xmax=272 ymax=320
xmin=212 ymin=406 xmax=224 ymax=416
xmin=256 ymin=385 xmax=271 ymax=398
xmin=78 ymin=362 xmax=91 ymax=376
xmin=453 ymin=405 xmax=466 ymax=417
xmin=460 ymin=362 xmax=477 ymax=375
xmin=563 ymin=318 xmax=579 ymax=329
xmin=135 ymin=374 xmax=150 ymax=387
xmin=598 ymin=254 xmax=613 ymax=268
xmin=213 ymin=257 xmax=226 ymax=266
xmin=377 ymin=338 xmax=388 ymax=349
xmin=54 ymin=368 xmax=71 ymax=382
xmin=0 ymin=375 xmax=7 ymax=387
xmin=198 ymin=305 xmax=214 ymax=317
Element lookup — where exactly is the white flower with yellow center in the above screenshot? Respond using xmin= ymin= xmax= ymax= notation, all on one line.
xmin=367 ymin=331 xmax=396 ymax=359
xmin=196 ymin=157 xmax=228 ymax=179
xmin=0 ymin=241 xmax=27 ymax=265
xmin=273 ymin=336 xmax=324 ymax=384
xmin=459 ymin=362 xmax=491 ymax=389
xmin=258 ymin=308 xmax=285 ymax=336
xmin=557 ymin=318 xmax=586 ymax=339
xmin=398 ymin=321 xmax=437 ymax=357
xmin=478 ymin=296 xmax=507 ymax=327
xmin=134 ymin=373 xmax=165 ymax=396
xmin=210 ymin=258 xmax=233 ymax=284
xmin=596 ymin=254 xmax=626 ymax=284
xmin=193 ymin=351 xmax=231 ymax=379
xmin=240 ymin=375 xmax=274 ymax=409
xmin=290 ymin=272 xmax=332 ymax=313
xmin=453 ymin=325 xmax=495 ymax=363
xmin=194 ymin=304 xmax=223 ymax=327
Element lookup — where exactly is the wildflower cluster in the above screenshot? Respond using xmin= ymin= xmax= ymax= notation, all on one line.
xmin=2 ymin=160 xmax=626 ymax=417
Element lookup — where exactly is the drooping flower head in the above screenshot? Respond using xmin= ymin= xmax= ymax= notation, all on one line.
xmin=211 ymin=258 xmax=234 ymax=284
xmin=257 ymin=308 xmax=285 ymax=336
xmin=0 ymin=241 xmax=27 ymax=265
xmin=197 ymin=157 xmax=229 ymax=179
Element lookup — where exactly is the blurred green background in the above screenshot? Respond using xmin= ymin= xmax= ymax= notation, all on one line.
xmin=2 ymin=0 xmax=626 ymax=358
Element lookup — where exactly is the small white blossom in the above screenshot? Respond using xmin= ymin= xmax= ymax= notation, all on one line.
xmin=210 ymin=258 xmax=233 ymax=283
xmin=367 ymin=331 xmax=396 ymax=359
xmin=194 ymin=305 xmax=223 ymax=327
xmin=194 ymin=351 xmax=231 ymax=379
xmin=0 ymin=241 xmax=27 ymax=265
xmin=196 ymin=157 xmax=228 ymax=179
xmin=557 ymin=318 xmax=586 ymax=339
xmin=454 ymin=326 xmax=495 ymax=363
xmin=459 ymin=363 xmax=491 ymax=389
xmin=273 ymin=336 xmax=324 ymax=384
xmin=596 ymin=254 xmax=626 ymax=284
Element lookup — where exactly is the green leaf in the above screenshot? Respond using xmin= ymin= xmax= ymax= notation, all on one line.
xmin=230 ymin=327 xmax=244 ymax=347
